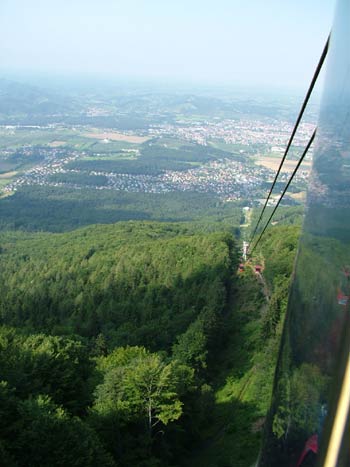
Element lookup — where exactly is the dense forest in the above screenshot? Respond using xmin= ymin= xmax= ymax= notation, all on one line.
xmin=0 ymin=222 xmax=236 ymax=466
xmin=0 ymin=186 xmax=244 ymax=233
xmin=67 ymin=141 xmax=237 ymax=176
xmin=0 ymin=217 xmax=300 ymax=466
xmin=0 ymin=222 xmax=236 ymax=345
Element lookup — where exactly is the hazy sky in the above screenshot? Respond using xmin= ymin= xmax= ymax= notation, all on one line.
xmin=0 ymin=0 xmax=336 ymax=89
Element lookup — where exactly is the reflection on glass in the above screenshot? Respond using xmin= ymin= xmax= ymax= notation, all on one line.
xmin=259 ymin=0 xmax=350 ymax=465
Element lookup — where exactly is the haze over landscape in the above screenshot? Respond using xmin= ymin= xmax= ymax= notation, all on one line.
xmin=1 ymin=0 xmax=334 ymax=88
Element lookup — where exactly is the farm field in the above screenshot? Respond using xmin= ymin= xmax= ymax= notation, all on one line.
xmin=254 ymin=155 xmax=312 ymax=173
xmin=82 ymin=130 xmax=150 ymax=143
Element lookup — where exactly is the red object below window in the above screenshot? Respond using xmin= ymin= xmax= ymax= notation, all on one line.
xmin=296 ymin=434 xmax=318 ymax=467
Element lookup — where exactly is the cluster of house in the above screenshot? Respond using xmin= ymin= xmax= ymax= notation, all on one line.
xmin=149 ymin=118 xmax=314 ymax=150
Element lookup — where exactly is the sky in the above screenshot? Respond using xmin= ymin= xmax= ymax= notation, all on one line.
xmin=0 ymin=0 xmax=336 ymax=90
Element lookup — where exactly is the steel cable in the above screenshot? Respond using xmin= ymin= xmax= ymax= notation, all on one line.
xmin=248 ymin=35 xmax=330 ymax=252
xmin=249 ymin=128 xmax=316 ymax=256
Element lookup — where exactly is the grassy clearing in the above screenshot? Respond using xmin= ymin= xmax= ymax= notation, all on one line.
xmin=186 ymin=221 xmax=301 ymax=467
xmin=80 ymin=151 xmax=138 ymax=162
xmin=0 ymin=127 xmax=135 ymax=150
xmin=0 ymin=129 xmax=80 ymax=149
xmin=210 ymin=141 xmax=250 ymax=154
xmin=86 ymin=141 xmax=139 ymax=153
xmin=0 ymin=129 xmax=67 ymax=148
xmin=186 ymin=270 xmax=278 ymax=467
xmin=0 ymin=179 xmax=12 ymax=188
xmin=154 ymin=137 xmax=191 ymax=149
xmin=0 ymin=171 xmax=17 ymax=179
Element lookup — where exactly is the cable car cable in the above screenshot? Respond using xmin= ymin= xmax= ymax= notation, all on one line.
xmin=249 ymin=128 xmax=316 ymax=256
xmin=248 ymin=35 xmax=330 ymax=252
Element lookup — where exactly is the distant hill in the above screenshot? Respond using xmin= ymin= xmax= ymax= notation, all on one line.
xmin=0 ymin=78 xmax=77 ymax=117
